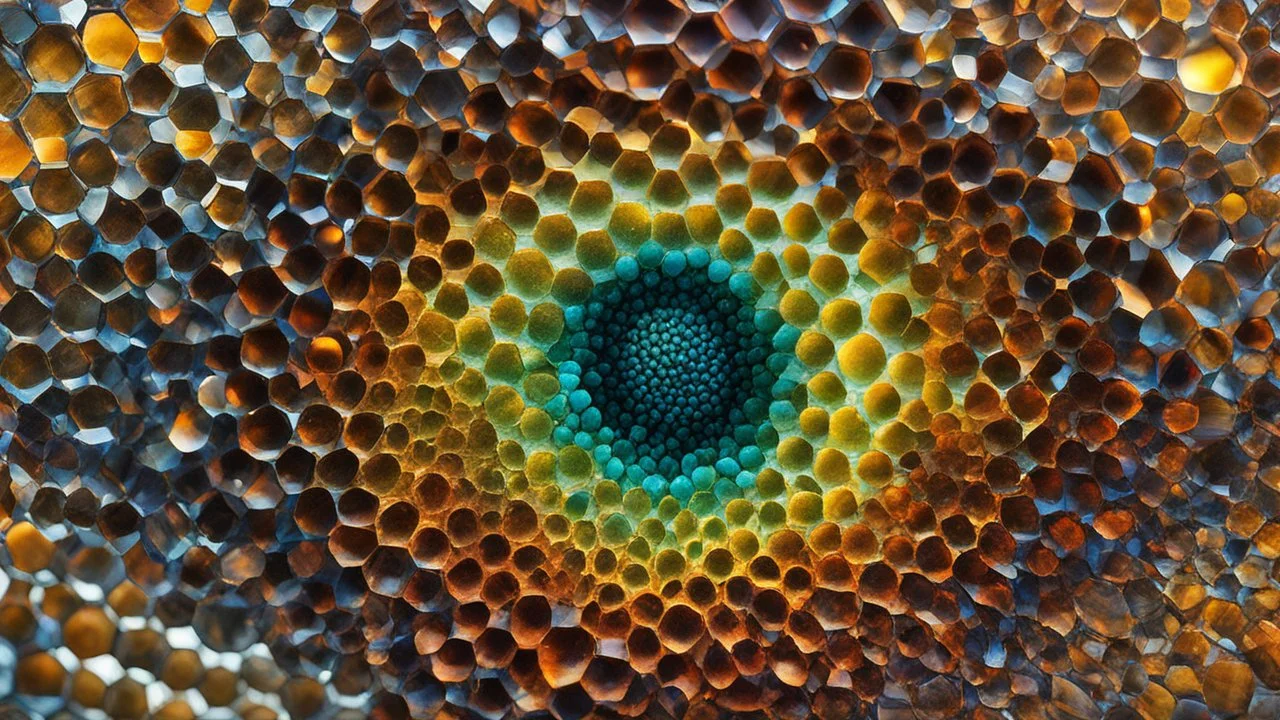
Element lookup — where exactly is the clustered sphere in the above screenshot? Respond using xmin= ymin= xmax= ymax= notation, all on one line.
xmin=553 ymin=248 xmax=785 ymax=504
xmin=1 ymin=0 xmax=1279 ymax=717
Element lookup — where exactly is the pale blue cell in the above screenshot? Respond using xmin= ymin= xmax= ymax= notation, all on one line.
xmin=729 ymin=272 xmax=754 ymax=298
xmin=559 ymin=372 xmax=581 ymax=391
xmin=661 ymin=251 xmax=687 ymax=276
xmin=552 ymin=426 xmax=574 ymax=446
xmin=707 ymin=259 xmax=732 ymax=283
xmin=580 ymin=407 xmax=602 ymax=431
xmin=714 ymin=457 xmax=741 ymax=476
xmin=680 ymin=453 xmax=699 ymax=476
xmin=545 ymin=394 xmax=567 ymax=418
xmin=643 ymin=475 xmax=669 ymax=498
xmin=563 ymin=413 xmax=580 ymax=430
xmin=604 ymin=457 xmax=625 ymax=479
xmin=738 ymin=445 xmax=764 ymax=468
xmin=755 ymin=309 xmax=783 ymax=333
xmin=597 ymin=427 xmax=615 ymax=443
xmin=769 ymin=401 xmax=798 ymax=426
xmin=626 ymin=465 xmax=646 ymax=483
xmin=669 ymin=476 xmax=694 ymax=502
xmin=568 ymin=389 xmax=592 ymax=411
xmin=592 ymin=444 xmax=612 ymax=463
xmin=574 ymin=431 xmax=594 ymax=449
xmin=735 ymin=470 xmax=755 ymax=489
xmin=637 ymin=241 xmax=664 ymax=268
xmin=687 ymin=247 xmax=710 ymax=268
xmin=773 ymin=325 xmax=801 ymax=352
xmin=564 ymin=305 xmax=585 ymax=330
xmin=615 ymin=255 xmax=640 ymax=280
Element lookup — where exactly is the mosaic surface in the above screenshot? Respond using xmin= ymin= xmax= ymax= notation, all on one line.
xmin=1 ymin=0 xmax=1279 ymax=716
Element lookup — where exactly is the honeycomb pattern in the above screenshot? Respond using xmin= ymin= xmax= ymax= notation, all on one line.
xmin=1 ymin=0 xmax=1280 ymax=717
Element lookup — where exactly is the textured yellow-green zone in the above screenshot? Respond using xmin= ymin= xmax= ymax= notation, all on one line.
xmin=425 ymin=131 xmax=940 ymax=593
xmin=1 ymin=0 xmax=1279 ymax=717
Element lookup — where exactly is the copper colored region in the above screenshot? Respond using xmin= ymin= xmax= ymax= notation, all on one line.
xmin=2 ymin=0 xmax=1280 ymax=718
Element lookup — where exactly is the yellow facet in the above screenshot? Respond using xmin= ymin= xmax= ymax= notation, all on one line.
xmin=175 ymin=130 xmax=214 ymax=159
xmin=83 ymin=14 xmax=138 ymax=70
xmin=0 ymin=123 xmax=32 ymax=180
xmin=1178 ymin=41 xmax=1238 ymax=95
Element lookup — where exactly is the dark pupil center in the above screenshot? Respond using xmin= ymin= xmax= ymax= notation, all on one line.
xmin=578 ymin=271 xmax=771 ymax=463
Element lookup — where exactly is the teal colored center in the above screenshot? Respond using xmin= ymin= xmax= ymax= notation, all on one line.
xmin=548 ymin=245 xmax=793 ymax=506
xmin=609 ymin=305 xmax=736 ymax=432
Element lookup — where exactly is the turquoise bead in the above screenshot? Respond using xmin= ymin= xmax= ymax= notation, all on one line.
xmin=615 ymin=255 xmax=640 ymax=280
xmin=714 ymin=457 xmax=741 ymax=476
xmin=545 ymin=394 xmax=568 ymax=418
xmin=564 ymin=305 xmax=584 ymax=330
xmin=568 ymin=389 xmax=592 ymax=412
xmin=669 ymin=476 xmax=694 ymax=501
xmin=707 ymin=259 xmax=732 ymax=283
xmin=643 ymin=475 xmax=668 ymax=498
xmin=680 ymin=453 xmax=699 ymax=476
xmin=604 ymin=457 xmax=624 ymax=479
xmin=636 ymin=241 xmax=664 ymax=268
xmin=552 ymin=426 xmax=574 ymax=446
xmin=661 ymin=251 xmax=687 ymax=276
